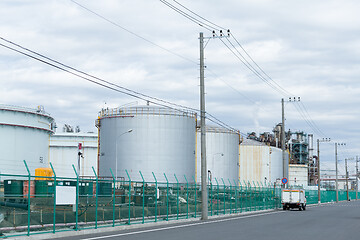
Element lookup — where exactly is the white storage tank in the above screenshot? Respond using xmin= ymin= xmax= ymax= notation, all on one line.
xmin=49 ymin=132 xmax=98 ymax=178
xmin=239 ymin=138 xmax=287 ymax=185
xmin=97 ymin=106 xmax=196 ymax=182
xmin=196 ymin=126 xmax=240 ymax=183
xmin=288 ymin=164 xmax=308 ymax=187
xmin=0 ymin=105 xmax=55 ymax=175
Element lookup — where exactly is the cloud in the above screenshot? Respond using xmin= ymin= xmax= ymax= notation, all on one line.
xmin=1 ymin=0 xmax=360 ymax=164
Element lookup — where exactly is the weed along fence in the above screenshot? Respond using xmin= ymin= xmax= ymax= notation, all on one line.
xmin=0 ymin=161 xmax=358 ymax=238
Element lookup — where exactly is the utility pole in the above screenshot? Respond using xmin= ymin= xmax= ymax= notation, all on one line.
xmin=345 ymin=158 xmax=349 ymax=201
xmin=281 ymin=98 xmax=286 ymax=181
xmin=317 ymin=138 xmax=331 ymax=204
xmin=335 ymin=142 xmax=345 ymax=202
xmin=356 ymin=156 xmax=359 ymax=200
xmin=335 ymin=143 xmax=338 ymax=202
xmin=199 ymin=30 xmax=230 ymax=220
xmin=199 ymin=32 xmax=208 ymax=220
xmin=317 ymin=139 xmax=320 ymax=204
xmin=281 ymin=97 xmax=301 ymax=185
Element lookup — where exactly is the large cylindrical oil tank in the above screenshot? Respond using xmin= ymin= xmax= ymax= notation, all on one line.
xmin=0 ymin=105 xmax=55 ymax=176
xmin=196 ymin=126 xmax=240 ymax=183
xmin=239 ymin=138 xmax=286 ymax=185
xmin=97 ymin=106 xmax=196 ymax=182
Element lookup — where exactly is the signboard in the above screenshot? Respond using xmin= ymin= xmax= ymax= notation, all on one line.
xmin=56 ymin=186 xmax=76 ymax=205
xmin=281 ymin=178 xmax=288 ymax=184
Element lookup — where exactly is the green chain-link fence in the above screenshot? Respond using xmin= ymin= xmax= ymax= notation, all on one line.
xmin=0 ymin=162 xmax=358 ymax=238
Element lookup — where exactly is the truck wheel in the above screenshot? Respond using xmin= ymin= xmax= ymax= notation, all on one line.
xmin=283 ymin=206 xmax=286 ymax=210
xmin=299 ymin=206 xmax=302 ymax=211
xmin=303 ymin=205 xmax=306 ymax=211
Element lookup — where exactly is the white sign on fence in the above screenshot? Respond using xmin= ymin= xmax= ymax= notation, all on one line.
xmin=56 ymin=186 xmax=76 ymax=205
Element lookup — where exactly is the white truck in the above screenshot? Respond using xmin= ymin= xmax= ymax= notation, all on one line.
xmin=281 ymin=189 xmax=306 ymax=211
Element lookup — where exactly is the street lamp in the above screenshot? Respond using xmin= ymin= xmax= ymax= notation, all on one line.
xmin=115 ymin=129 xmax=133 ymax=180
xmin=335 ymin=143 xmax=346 ymax=202
xmin=317 ymin=137 xmax=331 ymax=204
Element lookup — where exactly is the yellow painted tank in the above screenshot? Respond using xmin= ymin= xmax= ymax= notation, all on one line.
xmin=35 ymin=168 xmax=53 ymax=180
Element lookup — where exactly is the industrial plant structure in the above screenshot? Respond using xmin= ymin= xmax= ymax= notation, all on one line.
xmin=0 ymin=105 xmax=55 ymax=176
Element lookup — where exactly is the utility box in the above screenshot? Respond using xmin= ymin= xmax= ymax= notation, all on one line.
xmin=281 ymin=189 xmax=306 ymax=211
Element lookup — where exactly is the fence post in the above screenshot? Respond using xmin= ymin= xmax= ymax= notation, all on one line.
xmin=239 ymin=180 xmax=243 ymax=213
xmin=23 ymin=160 xmax=31 ymax=236
xmin=139 ymin=171 xmax=145 ymax=224
xmin=215 ymin=178 xmax=219 ymax=215
xmin=92 ymin=167 xmax=98 ymax=229
xmin=208 ymin=174 xmax=212 ymax=216
xmin=184 ymin=175 xmax=189 ymax=219
xmin=50 ymin=163 xmax=57 ymax=233
xmin=244 ymin=181 xmax=248 ymax=212
xmin=152 ymin=172 xmax=157 ymax=222
xmin=71 ymin=165 xmax=79 ymax=231
xmin=164 ymin=173 xmax=169 ymax=221
xmin=110 ymin=169 xmax=116 ymax=227
xmin=192 ymin=176 xmax=197 ymax=218
xmin=125 ymin=170 xmax=131 ymax=225
xmin=259 ymin=182 xmax=264 ymax=210
xmin=233 ymin=179 xmax=237 ymax=213
xmin=252 ymin=181 xmax=257 ymax=211
xmin=247 ymin=181 xmax=252 ymax=211
xmin=221 ymin=178 xmax=226 ymax=214
xmin=174 ymin=174 xmax=179 ymax=220
xmin=228 ymin=179 xmax=232 ymax=213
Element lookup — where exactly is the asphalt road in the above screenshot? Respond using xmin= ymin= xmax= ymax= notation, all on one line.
xmin=55 ymin=201 xmax=360 ymax=240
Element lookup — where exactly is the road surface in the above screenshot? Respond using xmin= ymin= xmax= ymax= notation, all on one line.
xmin=55 ymin=201 xmax=360 ymax=240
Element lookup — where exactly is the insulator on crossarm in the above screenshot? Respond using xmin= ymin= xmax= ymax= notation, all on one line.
xmin=220 ymin=30 xmax=223 ymax=36
xmin=227 ymin=29 xmax=230 ymax=37
xmin=212 ymin=30 xmax=216 ymax=37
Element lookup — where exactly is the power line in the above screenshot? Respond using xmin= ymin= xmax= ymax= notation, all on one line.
xmin=71 ymin=0 xmax=197 ymax=65
xmin=70 ymin=0 xmax=271 ymax=131
xmin=0 ymin=36 xmax=198 ymax=113
xmin=159 ymin=0 xmax=214 ymax=31
xmin=172 ymin=0 xmax=226 ymax=30
xmin=0 ymin=37 xmax=243 ymax=134
xmin=160 ymin=0 xmax=329 ymax=138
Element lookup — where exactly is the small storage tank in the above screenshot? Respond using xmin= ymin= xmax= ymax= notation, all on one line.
xmin=0 ymin=105 xmax=55 ymax=176
xmin=196 ymin=126 xmax=240 ymax=183
xmin=289 ymin=164 xmax=308 ymax=187
xmin=49 ymin=132 xmax=98 ymax=178
xmin=97 ymin=106 xmax=196 ymax=182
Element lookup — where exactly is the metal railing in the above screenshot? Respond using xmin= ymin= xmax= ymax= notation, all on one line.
xmin=0 ymin=161 xmax=358 ymax=238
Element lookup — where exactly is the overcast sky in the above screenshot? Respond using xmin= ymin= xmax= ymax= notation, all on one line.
xmin=1 ymin=0 xmax=359 ymax=173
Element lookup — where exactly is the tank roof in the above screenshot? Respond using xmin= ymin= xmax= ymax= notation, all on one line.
xmin=203 ymin=125 xmax=239 ymax=135
xmin=0 ymin=104 xmax=53 ymax=119
xmin=98 ymin=105 xmax=196 ymax=119
xmin=241 ymin=138 xmax=267 ymax=146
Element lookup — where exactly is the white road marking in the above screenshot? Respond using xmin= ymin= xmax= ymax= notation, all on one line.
xmin=80 ymin=211 xmax=286 ymax=240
